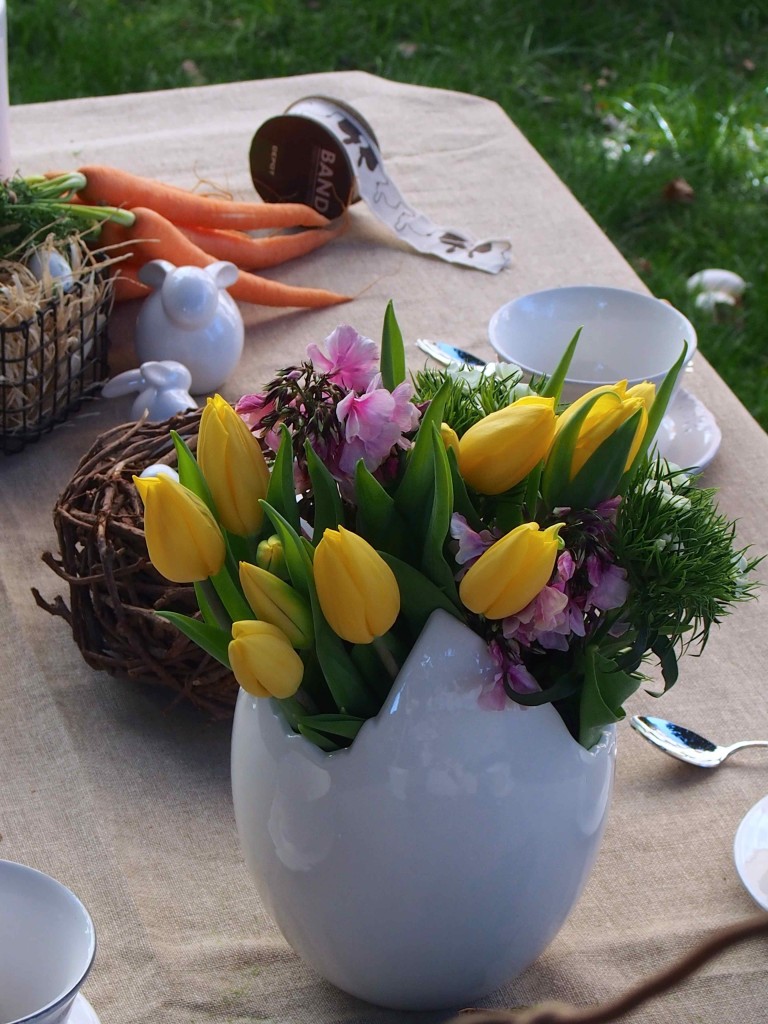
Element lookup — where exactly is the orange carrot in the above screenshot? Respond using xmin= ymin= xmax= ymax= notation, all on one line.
xmin=100 ymin=207 xmax=350 ymax=308
xmin=73 ymin=165 xmax=329 ymax=230
xmin=111 ymin=262 xmax=151 ymax=303
xmin=178 ymin=218 xmax=347 ymax=270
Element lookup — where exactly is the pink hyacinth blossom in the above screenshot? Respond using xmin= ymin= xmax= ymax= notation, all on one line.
xmin=336 ymin=377 xmax=420 ymax=475
xmin=306 ymin=325 xmax=379 ymax=390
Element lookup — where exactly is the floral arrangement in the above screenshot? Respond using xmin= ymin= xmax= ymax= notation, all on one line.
xmin=134 ymin=303 xmax=759 ymax=752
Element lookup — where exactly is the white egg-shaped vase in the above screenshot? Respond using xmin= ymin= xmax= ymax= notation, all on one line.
xmin=231 ymin=609 xmax=616 ymax=1011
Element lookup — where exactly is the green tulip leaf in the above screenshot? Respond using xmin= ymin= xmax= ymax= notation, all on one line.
xmin=265 ymin=425 xmax=301 ymax=533
xmin=380 ymin=299 xmax=406 ymax=392
xmin=446 ymin=446 xmax=483 ymax=530
xmin=261 ymin=501 xmax=312 ymax=599
xmin=379 ymin=551 xmax=465 ymax=635
xmin=157 ymin=610 xmax=231 ymax=668
xmin=624 ymin=341 xmax=689 ymax=481
xmin=541 ymin=386 xmax=624 ymax=510
xmin=394 ymin=379 xmax=450 ymax=531
xmin=420 ymin=424 xmax=459 ymax=599
xmin=541 ymin=328 xmax=583 ymax=402
xmin=562 ymin=409 xmax=643 ymax=509
xmin=578 ymin=646 xmax=640 ymax=750
xmin=304 ymin=577 xmax=380 ymax=719
xmin=305 ymin=440 xmax=344 ymax=540
xmin=209 ymin=564 xmax=254 ymax=623
xmin=297 ymin=713 xmax=367 ymax=751
xmin=170 ymin=430 xmax=216 ymax=511
xmin=353 ymin=460 xmax=407 ymax=557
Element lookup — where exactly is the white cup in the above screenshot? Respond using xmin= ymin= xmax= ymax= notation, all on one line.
xmin=0 ymin=860 xmax=96 ymax=1024
xmin=488 ymin=285 xmax=697 ymax=405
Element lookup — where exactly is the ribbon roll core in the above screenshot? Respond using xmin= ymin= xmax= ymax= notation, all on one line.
xmin=249 ymin=95 xmax=511 ymax=274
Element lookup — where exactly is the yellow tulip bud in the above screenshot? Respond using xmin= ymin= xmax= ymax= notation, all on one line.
xmin=133 ymin=473 xmax=226 ymax=583
xmin=255 ymin=534 xmax=287 ymax=578
xmin=459 ymin=522 xmax=563 ymax=620
xmin=228 ymin=620 xmax=304 ymax=698
xmin=313 ymin=526 xmax=400 ymax=644
xmin=458 ymin=396 xmax=557 ymax=495
xmin=556 ymin=383 xmax=648 ymax=478
xmin=240 ymin=562 xmax=314 ymax=648
xmin=626 ymin=381 xmax=656 ymax=412
xmin=440 ymin=422 xmax=461 ymax=459
xmin=197 ymin=394 xmax=270 ymax=536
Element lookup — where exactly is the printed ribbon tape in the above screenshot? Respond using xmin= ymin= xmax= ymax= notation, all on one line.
xmin=249 ymin=95 xmax=512 ymax=275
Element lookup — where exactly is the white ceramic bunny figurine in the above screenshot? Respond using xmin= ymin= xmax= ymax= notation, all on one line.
xmin=101 ymin=360 xmax=198 ymax=421
xmin=134 ymin=259 xmax=244 ymax=394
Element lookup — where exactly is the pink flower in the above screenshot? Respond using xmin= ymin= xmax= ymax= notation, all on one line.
xmin=479 ymin=641 xmax=539 ymax=710
xmin=336 ymin=378 xmax=420 ymax=475
xmin=306 ymin=325 xmax=379 ymax=391
xmin=235 ymin=393 xmax=273 ymax=430
xmin=449 ymin=514 xmax=496 ymax=572
xmin=585 ymin=555 xmax=630 ymax=611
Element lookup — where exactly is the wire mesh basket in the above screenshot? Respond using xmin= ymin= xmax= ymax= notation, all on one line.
xmin=0 ymin=256 xmax=113 ymax=454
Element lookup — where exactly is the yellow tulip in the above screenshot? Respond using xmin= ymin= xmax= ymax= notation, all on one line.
xmin=555 ymin=383 xmax=648 ymax=478
xmin=313 ymin=526 xmax=400 ymax=644
xmin=459 ymin=522 xmax=563 ymax=620
xmin=197 ymin=394 xmax=270 ymax=536
xmin=240 ymin=562 xmax=314 ymax=648
xmin=626 ymin=381 xmax=656 ymax=412
xmin=440 ymin=422 xmax=461 ymax=459
xmin=255 ymin=534 xmax=287 ymax=578
xmin=228 ymin=620 xmax=304 ymax=698
xmin=133 ymin=474 xmax=226 ymax=583
xmin=458 ymin=396 xmax=557 ymax=494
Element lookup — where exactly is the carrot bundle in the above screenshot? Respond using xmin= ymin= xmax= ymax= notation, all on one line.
xmin=101 ymin=207 xmax=350 ymax=308
xmin=47 ymin=165 xmax=351 ymax=308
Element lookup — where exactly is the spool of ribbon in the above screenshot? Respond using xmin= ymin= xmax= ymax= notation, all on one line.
xmin=249 ymin=95 xmax=511 ymax=275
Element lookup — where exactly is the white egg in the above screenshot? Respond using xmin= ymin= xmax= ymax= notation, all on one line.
xmin=27 ymin=248 xmax=75 ymax=292
xmin=139 ymin=464 xmax=180 ymax=482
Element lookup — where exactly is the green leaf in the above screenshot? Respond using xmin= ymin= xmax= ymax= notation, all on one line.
xmin=394 ymin=380 xmax=450 ymax=524
xmin=297 ymin=713 xmax=366 ymax=751
xmin=379 ymin=551 xmax=465 ymax=637
xmin=305 ymin=440 xmax=344 ymax=540
xmin=380 ymin=299 xmax=406 ymax=391
xmin=419 ymin=424 xmax=459 ymax=599
xmin=353 ymin=460 xmax=407 ymax=556
xmin=265 ymin=425 xmax=301 ymax=533
xmin=646 ymin=636 xmax=679 ymax=695
xmin=446 ymin=446 xmax=483 ymax=530
xmin=624 ymin=341 xmax=689 ymax=481
xmin=578 ymin=647 xmax=640 ymax=749
xmin=194 ymin=579 xmax=230 ymax=630
xmin=563 ymin=409 xmax=642 ymax=509
xmin=209 ymin=563 xmax=253 ymax=623
xmin=304 ymin=578 xmax=380 ymax=718
xmin=171 ymin=430 xmax=216 ymax=511
xmin=157 ymin=610 xmax=231 ymax=668
xmin=261 ymin=501 xmax=312 ymax=599
xmin=503 ymin=672 xmax=580 ymax=706
xmin=541 ymin=328 xmax=582 ymax=402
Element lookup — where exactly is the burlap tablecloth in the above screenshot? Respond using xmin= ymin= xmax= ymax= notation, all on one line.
xmin=1 ymin=72 xmax=766 ymax=1024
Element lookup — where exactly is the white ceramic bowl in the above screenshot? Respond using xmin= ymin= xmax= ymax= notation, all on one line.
xmin=489 ymin=286 xmax=697 ymax=405
xmin=0 ymin=861 xmax=96 ymax=1024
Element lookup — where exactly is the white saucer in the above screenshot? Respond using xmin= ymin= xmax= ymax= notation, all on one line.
xmin=733 ymin=794 xmax=768 ymax=911
xmin=70 ymin=993 xmax=101 ymax=1024
xmin=656 ymin=387 xmax=721 ymax=473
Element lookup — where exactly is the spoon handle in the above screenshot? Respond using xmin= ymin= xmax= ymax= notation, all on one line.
xmin=723 ymin=740 xmax=768 ymax=760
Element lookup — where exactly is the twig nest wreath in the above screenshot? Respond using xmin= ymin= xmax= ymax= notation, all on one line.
xmin=33 ymin=408 xmax=238 ymax=716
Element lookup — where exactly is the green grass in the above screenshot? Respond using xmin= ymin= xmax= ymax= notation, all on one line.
xmin=8 ymin=1 xmax=768 ymax=428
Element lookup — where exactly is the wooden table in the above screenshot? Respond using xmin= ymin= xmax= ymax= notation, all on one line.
xmin=2 ymin=71 xmax=767 ymax=1024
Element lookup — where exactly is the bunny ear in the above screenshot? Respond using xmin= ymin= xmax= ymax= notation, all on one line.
xmin=141 ymin=360 xmax=194 ymax=388
xmin=102 ymin=368 xmax=144 ymax=398
xmin=205 ymin=260 xmax=239 ymax=288
xmin=138 ymin=259 xmax=176 ymax=290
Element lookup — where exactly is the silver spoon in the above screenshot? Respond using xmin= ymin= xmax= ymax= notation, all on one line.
xmin=630 ymin=715 xmax=768 ymax=768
